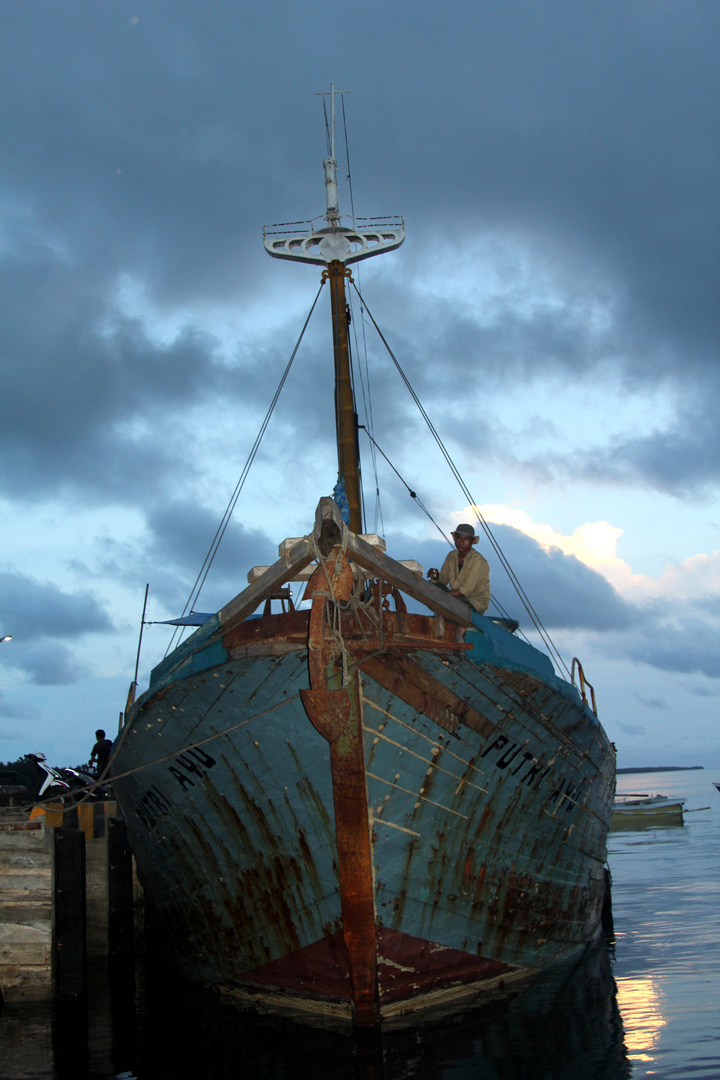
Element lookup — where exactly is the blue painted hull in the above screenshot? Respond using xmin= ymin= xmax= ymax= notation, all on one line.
xmin=113 ymin=597 xmax=614 ymax=1025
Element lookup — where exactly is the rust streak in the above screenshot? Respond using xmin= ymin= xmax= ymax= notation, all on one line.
xmin=361 ymin=652 xmax=495 ymax=737
xmin=363 ymin=725 xmax=488 ymax=796
xmin=366 ymin=772 xmax=469 ymax=819
xmin=361 ymin=699 xmax=491 ymax=782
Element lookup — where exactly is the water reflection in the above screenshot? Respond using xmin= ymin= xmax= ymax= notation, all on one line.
xmin=607 ymin=770 xmax=720 ymax=1079
xmin=4 ymin=770 xmax=716 ymax=1079
xmin=0 ymin=1002 xmax=54 ymax=1080
xmin=378 ymin=938 xmax=630 ymax=1080
xmin=0 ymin=938 xmax=630 ymax=1080
xmin=614 ymin=975 xmax=664 ymax=1068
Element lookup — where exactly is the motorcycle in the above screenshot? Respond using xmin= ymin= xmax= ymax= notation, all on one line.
xmin=61 ymin=763 xmax=110 ymax=801
xmin=22 ymin=753 xmax=71 ymax=801
xmin=21 ymin=753 xmax=109 ymax=804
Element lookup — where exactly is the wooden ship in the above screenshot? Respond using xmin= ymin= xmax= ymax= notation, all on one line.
xmin=112 ymin=87 xmax=616 ymax=1028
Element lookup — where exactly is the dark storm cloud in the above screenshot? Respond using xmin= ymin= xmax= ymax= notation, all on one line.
xmin=142 ymin=499 xmax=274 ymax=613
xmin=391 ymin=525 xmax=720 ymax=684
xmin=0 ymin=0 xmax=717 ymax=505
xmin=0 ymin=571 xmax=112 ymax=641
xmin=3 ymin=0 xmax=716 ymax=312
xmin=635 ymin=694 xmax=668 ymax=711
xmin=485 ymin=524 xmax=638 ymax=632
xmin=0 ymin=691 xmax=40 ymax=723
xmin=0 ymin=10 xmax=262 ymax=304
xmin=0 ymin=235 xmax=320 ymax=505
xmin=689 ymin=685 xmax=719 ymax=699
xmin=618 ymin=721 xmax=647 ymax=736
xmin=573 ymin=391 xmax=720 ymax=499
xmin=8 ymin=643 xmax=89 ymax=687
xmin=357 ymin=254 xmax=624 ymax=395
xmin=73 ymin=498 xmax=286 ymax=617
xmin=628 ymin=618 xmax=720 ymax=680
xmin=0 ymin=569 xmax=102 ymax=686
xmin=392 ymin=524 xmax=637 ymax=632
xmin=0 ymin=244 xmax=195 ymax=499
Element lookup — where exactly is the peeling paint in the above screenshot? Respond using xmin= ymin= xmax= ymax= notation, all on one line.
xmin=113 ymin=579 xmax=614 ymax=1027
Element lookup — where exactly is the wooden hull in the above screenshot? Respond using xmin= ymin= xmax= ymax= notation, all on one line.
xmin=176 ymin=106 xmax=626 ymax=1025
xmin=112 ymin=541 xmax=614 ymax=1025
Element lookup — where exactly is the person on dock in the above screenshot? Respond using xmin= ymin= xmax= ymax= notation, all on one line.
xmin=427 ymin=523 xmax=490 ymax=613
xmin=90 ymin=729 xmax=113 ymax=774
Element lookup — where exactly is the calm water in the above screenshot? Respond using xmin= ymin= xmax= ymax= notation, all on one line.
xmin=1 ymin=768 xmax=718 ymax=1080
xmin=608 ymin=768 xmax=720 ymax=1079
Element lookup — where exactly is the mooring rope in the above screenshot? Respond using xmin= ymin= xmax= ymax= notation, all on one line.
xmin=3 ymin=694 xmax=302 ymax=817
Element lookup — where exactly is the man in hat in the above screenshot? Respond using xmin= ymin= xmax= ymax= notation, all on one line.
xmin=427 ymin=523 xmax=490 ymax=613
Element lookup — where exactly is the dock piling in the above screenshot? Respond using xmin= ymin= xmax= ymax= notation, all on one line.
xmin=52 ymin=826 xmax=86 ymax=1000
xmin=1 ymin=804 xmax=141 ymax=1004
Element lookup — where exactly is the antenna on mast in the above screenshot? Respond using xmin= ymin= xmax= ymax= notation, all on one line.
xmin=316 ymin=82 xmax=345 ymax=226
xmin=263 ymin=84 xmax=404 ymax=267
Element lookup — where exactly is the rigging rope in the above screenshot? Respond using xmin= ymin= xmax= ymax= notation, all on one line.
xmin=350 ymin=279 xmax=572 ymax=680
xmin=341 ymin=95 xmax=385 ymax=535
xmin=164 ymin=282 xmax=326 ymax=657
xmin=159 ymin=211 xmax=567 ymax=675
xmin=357 ymin=426 xmax=536 ymax=642
xmin=350 ymin=294 xmax=384 ymax=536
xmin=10 ymin=695 xmax=304 ymax=816
xmin=342 ymin=96 xmax=356 ymax=228
xmin=358 ymin=425 xmax=451 ymax=544
xmin=321 ymin=97 xmax=332 ymax=158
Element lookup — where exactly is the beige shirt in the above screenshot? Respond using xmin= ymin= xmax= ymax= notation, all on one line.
xmin=439 ymin=547 xmax=491 ymax=613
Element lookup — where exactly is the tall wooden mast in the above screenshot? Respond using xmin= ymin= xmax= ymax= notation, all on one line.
xmin=263 ymin=84 xmax=405 ymax=533
xmin=327 ymin=259 xmax=362 ymax=531
xmin=262 ymin=90 xmax=405 ymax=1026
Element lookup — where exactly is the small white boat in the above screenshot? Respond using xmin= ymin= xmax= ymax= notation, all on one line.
xmin=611 ymin=793 xmax=685 ymax=829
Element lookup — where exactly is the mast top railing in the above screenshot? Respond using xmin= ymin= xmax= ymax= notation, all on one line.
xmin=263 ymin=84 xmax=404 ymax=267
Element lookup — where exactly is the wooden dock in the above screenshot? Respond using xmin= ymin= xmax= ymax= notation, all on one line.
xmin=0 ymin=803 xmax=140 ymax=1003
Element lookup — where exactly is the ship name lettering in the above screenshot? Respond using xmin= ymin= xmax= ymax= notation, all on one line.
xmin=481 ymin=736 xmax=549 ymax=789
xmin=547 ymin=779 xmax=581 ymax=813
xmin=521 ymin=760 xmax=551 ymax=786
xmin=168 ymin=746 xmax=217 ymax=790
xmin=136 ymin=786 xmax=172 ymax=831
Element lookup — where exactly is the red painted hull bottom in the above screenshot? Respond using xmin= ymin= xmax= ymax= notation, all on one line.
xmin=230 ymin=928 xmax=516 ymax=1012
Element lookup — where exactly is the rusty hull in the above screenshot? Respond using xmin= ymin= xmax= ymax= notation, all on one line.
xmin=112 ymin=538 xmax=614 ymax=1028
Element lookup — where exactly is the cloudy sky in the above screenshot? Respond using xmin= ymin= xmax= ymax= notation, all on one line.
xmin=1 ymin=1 xmax=718 ymax=770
